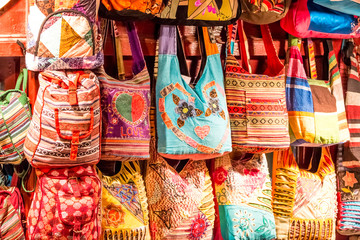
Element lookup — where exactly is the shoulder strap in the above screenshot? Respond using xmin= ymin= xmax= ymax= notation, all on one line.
xmin=307 ymin=39 xmax=318 ymax=80
xmin=126 ymin=22 xmax=146 ymax=76
xmin=159 ymin=25 xmax=177 ymax=56
xmin=112 ymin=21 xmax=126 ymax=80
xmin=227 ymin=24 xmax=237 ymax=55
xmin=15 ymin=69 xmax=28 ymax=91
xmin=202 ymin=26 xmax=218 ymax=56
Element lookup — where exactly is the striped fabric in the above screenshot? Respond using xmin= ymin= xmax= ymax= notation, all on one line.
xmin=24 ymin=70 xmax=101 ymax=168
xmin=0 ymin=187 xmax=25 ymax=240
xmin=286 ymin=37 xmax=348 ymax=146
xmin=0 ymin=70 xmax=31 ymax=165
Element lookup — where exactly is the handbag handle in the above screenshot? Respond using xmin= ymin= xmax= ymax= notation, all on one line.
xmin=54 ymin=107 xmax=94 ymax=161
xmin=15 ymin=69 xmax=28 ymax=92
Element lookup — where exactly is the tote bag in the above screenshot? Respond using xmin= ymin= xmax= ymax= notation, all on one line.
xmin=225 ymin=21 xmax=289 ymax=153
xmin=156 ymin=25 xmax=232 ymax=160
xmin=98 ymin=22 xmax=151 ymax=161
xmin=272 ymin=147 xmax=337 ymax=240
xmin=313 ymin=0 xmax=360 ymax=16
xmin=280 ymin=0 xmax=360 ymax=39
xmin=286 ymin=36 xmax=349 ymax=146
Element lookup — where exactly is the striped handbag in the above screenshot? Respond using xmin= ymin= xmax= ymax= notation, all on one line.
xmin=225 ymin=21 xmax=290 ymax=153
xmin=24 ymin=70 xmax=101 ymax=168
xmin=286 ymin=37 xmax=350 ymax=146
xmin=0 ymin=69 xmax=31 ymax=165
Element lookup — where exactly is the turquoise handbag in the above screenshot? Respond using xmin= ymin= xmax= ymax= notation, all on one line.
xmin=313 ymin=0 xmax=360 ymax=16
xmin=156 ymin=25 xmax=232 ymax=160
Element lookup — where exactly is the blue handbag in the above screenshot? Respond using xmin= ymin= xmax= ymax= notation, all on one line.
xmin=156 ymin=25 xmax=232 ymax=160
xmin=313 ymin=0 xmax=360 ymax=16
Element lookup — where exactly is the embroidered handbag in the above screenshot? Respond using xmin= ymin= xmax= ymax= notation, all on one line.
xmin=154 ymin=0 xmax=241 ymax=26
xmin=24 ymin=70 xmax=101 ymax=168
xmin=212 ymin=152 xmax=276 ymax=240
xmin=0 ymin=69 xmax=31 ymax=165
xmin=26 ymin=0 xmax=104 ymax=71
xmin=313 ymin=0 xmax=360 ymax=16
xmin=225 ymin=21 xmax=289 ymax=153
xmin=0 ymin=187 xmax=25 ymax=240
xmin=99 ymin=0 xmax=162 ymax=21
xmin=240 ymin=0 xmax=291 ymax=24
xmin=280 ymin=0 xmax=360 ymax=39
xmin=98 ymin=22 xmax=151 ymax=161
xmin=156 ymin=25 xmax=232 ymax=160
xmin=272 ymin=147 xmax=337 ymax=240
xmin=145 ymin=145 xmax=215 ymax=240
xmin=98 ymin=161 xmax=151 ymax=239
xmin=286 ymin=37 xmax=349 ymax=146
xmin=27 ymin=165 xmax=101 ymax=240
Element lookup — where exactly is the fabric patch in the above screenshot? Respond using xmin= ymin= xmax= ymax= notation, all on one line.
xmin=194 ymin=125 xmax=210 ymax=140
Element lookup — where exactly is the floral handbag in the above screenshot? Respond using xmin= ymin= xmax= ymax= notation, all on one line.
xmin=212 ymin=152 xmax=276 ymax=240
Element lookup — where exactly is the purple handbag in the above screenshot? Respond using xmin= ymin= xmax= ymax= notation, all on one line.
xmin=97 ymin=22 xmax=151 ymax=161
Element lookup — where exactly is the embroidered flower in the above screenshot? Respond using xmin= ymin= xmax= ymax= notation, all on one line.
xmin=232 ymin=210 xmax=256 ymax=238
xmin=205 ymin=89 xmax=226 ymax=120
xmin=213 ymin=167 xmax=228 ymax=185
xmin=172 ymin=94 xmax=203 ymax=128
xmin=208 ymin=97 xmax=221 ymax=114
xmin=189 ymin=214 xmax=210 ymax=240
xmin=104 ymin=204 xmax=125 ymax=228
xmin=111 ymin=117 xmax=119 ymax=125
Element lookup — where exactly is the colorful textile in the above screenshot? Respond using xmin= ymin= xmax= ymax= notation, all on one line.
xmin=27 ymin=165 xmax=101 ymax=240
xmin=156 ymin=25 xmax=231 ymax=160
xmin=313 ymin=0 xmax=360 ymax=16
xmin=213 ymin=153 xmax=276 ymax=240
xmin=99 ymin=22 xmax=150 ymax=161
xmin=24 ymin=70 xmax=101 ymax=168
xmin=0 ymin=187 xmax=25 ymax=240
xmin=272 ymin=147 xmax=337 ymax=240
xmin=145 ymin=144 xmax=215 ymax=239
xmin=98 ymin=161 xmax=150 ymax=239
xmin=286 ymin=36 xmax=349 ymax=146
xmin=0 ymin=69 xmax=32 ymax=165
xmin=240 ymin=0 xmax=291 ymax=24
xmin=225 ymin=21 xmax=289 ymax=153
xmin=26 ymin=0 xmax=103 ymax=71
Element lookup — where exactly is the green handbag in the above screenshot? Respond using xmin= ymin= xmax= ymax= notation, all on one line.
xmin=0 ymin=69 xmax=31 ymax=164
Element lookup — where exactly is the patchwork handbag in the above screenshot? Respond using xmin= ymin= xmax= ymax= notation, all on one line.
xmin=280 ymin=0 xmax=360 ymax=39
xmin=99 ymin=0 xmax=162 ymax=21
xmin=98 ymin=161 xmax=151 ymax=239
xmin=99 ymin=22 xmax=151 ymax=161
xmin=225 ymin=21 xmax=289 ymax=153
xmin=26 ymin=0 xmax=104 ymax=71
xmin=27 ymin=165 xmax=102 ymax=240
xmin=272 ymin=147 xmax=337 ymax=240
xmin=156 ymin=25 xmax=232 ymax=160
xmin=240 ymin=0 xmax=291 ymax=24
xmin=0 ymin=187 xmax=25 ymax=240
xmin=145 ymin=145 xmax=215 ymax=240
xmin=0 ymin=69 xmax=31 ymax=165
xmin=154 ymin=0 xmax=241 ymax=26
xmin=212 ymin=152 xmax=276 ymax=240
xmin=286 ymin=37 xmax=349 ymax=146
xmin=313 ymin=0 xmax=360 ymax=16
xmin=24 ymin=70 xmax=101 ymax=168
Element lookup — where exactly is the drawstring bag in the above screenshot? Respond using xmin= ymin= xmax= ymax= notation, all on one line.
xmin=240 ymin=0 xmax=291 ymax=24
xmin=313 ymin=0 xmax=360 ymax=16
xmin=212 ymin=152 xmax=276 ymax=240
xmin=156 ymin=25 xmax=232 ymax=160
xmin=98 ymin=22 xmax=151 ymax=161
xmin=272 ymin=147 xmax=337 ymax=240
xmin=280 ymin=0 xmax=360 ymax=39
xmin=286 ymin=36 xmax=349 ymax=146
xmin=225 ymin=21 xmax=289 ymax=153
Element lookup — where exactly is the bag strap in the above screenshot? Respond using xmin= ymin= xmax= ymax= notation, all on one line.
xmin=237 ymin=21 xmax=251 ymax=73
xmin=126 ymin=22 xmax=146 ymax=76
xmin=112 ymin=21 xmax=126 ymax=80
xmin=306 ymin=39 xmax=318 ymax=80
xmin=15 ymin=69 xmax=28 ymax=91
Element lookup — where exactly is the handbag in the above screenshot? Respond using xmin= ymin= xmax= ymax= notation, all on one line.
xmin=272 ymin=147 xmax=337 ymax=240
xmin=225 ymin=21 xmax=289 ymax=153
xmin=98 ymin=22 xmax=151 ymax=161
xmin=0 ymin=69 xmax=31 ymax=165
xmin=286 ymin=36 xmax=349 ymax=146
xmin=24 ymin=70 xmax=101 ymax=168
xmin=212 ymin=152 xmax=276 ymax=240
xmin=313 ymin=0 xmax=360 ymax=16
xmin=240 ymin=0 xmax=291 ymax=24
xmin=154 ymin=0 xmax=241 ymax=26
xmin=156 ymin=25 xmax=232 ymax=160
xmin=26 ymin=0 xmax=104 ymax=71
xmin=280 ymin=0 xmax=360 ymax=39
xmin=97 ymin=161 xmax=151 ymax=239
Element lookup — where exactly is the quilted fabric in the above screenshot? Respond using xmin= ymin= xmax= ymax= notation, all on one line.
xmin=98 ymin=161 xmax=151 ymax=239
xmin=26 ymin=0 xmax=103 ymax=71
